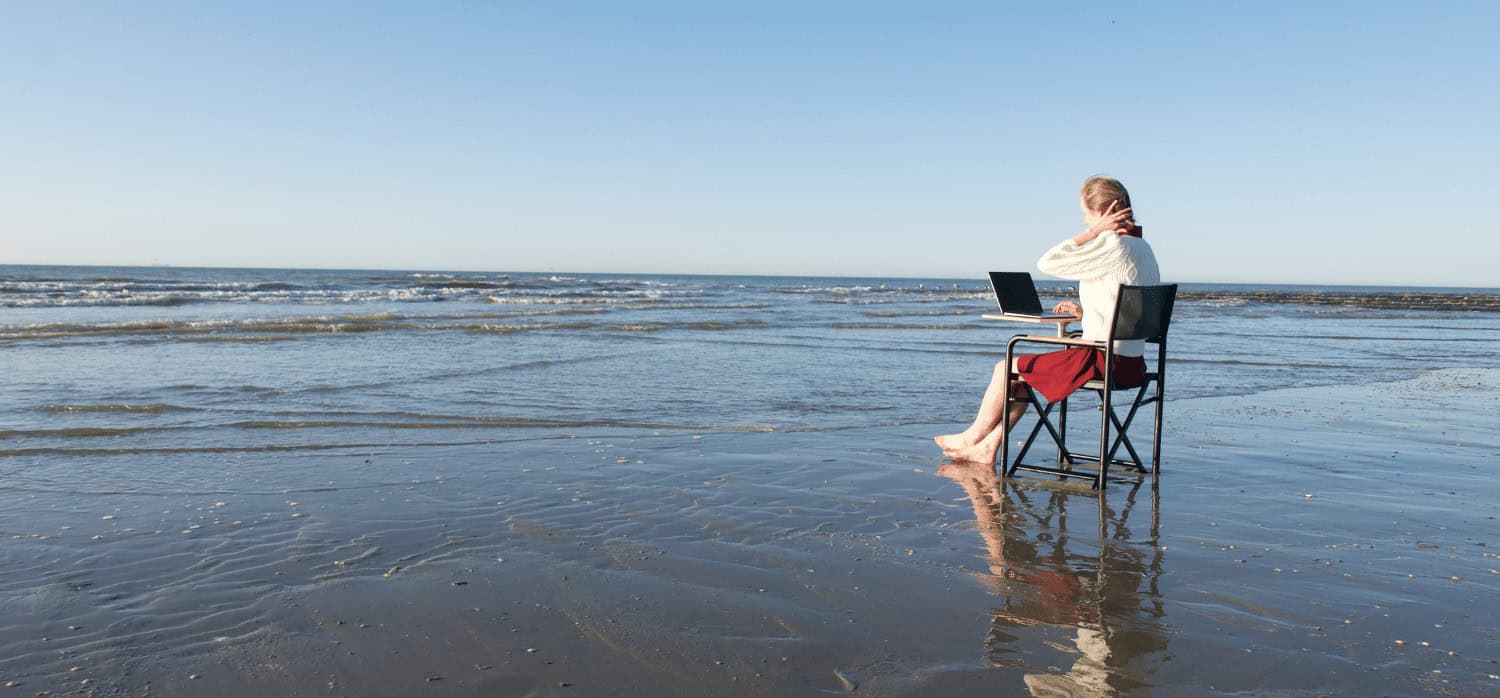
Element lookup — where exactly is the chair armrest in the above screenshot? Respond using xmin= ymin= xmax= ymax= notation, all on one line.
xmin=1006 ymin=335 xmax=1105 ymax=351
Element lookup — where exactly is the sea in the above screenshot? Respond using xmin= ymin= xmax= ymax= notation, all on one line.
xmin=3 ymin=265 xmax=1498 ymax=458
xmin=3 ymin=265 xmax=1500 ymax=695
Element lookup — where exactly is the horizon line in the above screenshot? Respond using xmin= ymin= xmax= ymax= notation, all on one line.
xmin=0 ymin=261 xmax=1494 ymax=291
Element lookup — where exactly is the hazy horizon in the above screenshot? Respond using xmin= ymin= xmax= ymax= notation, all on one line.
xmin=5 ymin=261 xmax=1497 ymax=291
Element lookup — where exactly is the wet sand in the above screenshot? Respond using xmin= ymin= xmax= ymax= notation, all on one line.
xmin=2 ymin=368 xmax=1498 ymax=697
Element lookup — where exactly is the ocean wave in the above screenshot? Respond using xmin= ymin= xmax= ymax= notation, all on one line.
xmin=772 ymin=283 xmax=980 ymax=295
xmin=0 ymin=273 xmax=703 ymax=309
xmin=0 ymin=314 xmax=401 ymax=341
xmin=0 ymin=413 xmax=783 ymax=440
xmin=860 ymin=309 xmax=977 ymax=318
xmin=0 ymin=441 xmax=495 ymax=457
xmin=1170 ymin=357 xmax=1352 ymax=369
xmin=1177 ymin=290 xmax=1500 ymax=312
xmin=221 ymin=418 xmax=776 ymax=432
xmin=138 ymin=335 xmax=304 ymax=344
xmin=603 ymin=320 xmax=766 ymax=332
xmin=615 ymin=302 xmax=769 ymax=311
xmin=0 ymin=417 xmax=781 ymax=454
xmin=40 ymin=403 xmax=197 ymax=414
xmin=0 ymin=313 xmax=773 ymax=342
xmin=810 ymin=293 xmax=989 ymax=305
xmin=826 ymin=322 xmax=982 ymax=330
xmin=0 ymin=289 xmax=446 ymax=308
xmin=766 ymin=284 xmax=1499 ymax=313
xmin=432 ymin=279 xmax=512 ymax=289
xmin=0 ymin=426 xmax=169 ymax=439
xmin=483 ymin=296 xmax=612 ymax=306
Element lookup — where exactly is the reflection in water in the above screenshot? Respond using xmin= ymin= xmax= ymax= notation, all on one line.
xmin=938 ymin=462 xmax=1168 ymax=696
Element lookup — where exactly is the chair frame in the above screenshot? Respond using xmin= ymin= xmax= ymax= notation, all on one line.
xmin=1000 ymin=284 xmax=1177 ymax=490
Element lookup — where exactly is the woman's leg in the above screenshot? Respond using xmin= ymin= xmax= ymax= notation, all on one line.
xmin=935 ymin=360 xmax=1012 ymax=449
xmin=936 ymin=360 xmax=1030 ymax=453
xmin=941 ymin=395 xmax=1028 ymax=464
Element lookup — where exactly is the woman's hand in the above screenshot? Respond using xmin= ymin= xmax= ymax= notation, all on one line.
xmin=1053 ymin=300 xmax=1082 ymax=318
xmin=1074 ymin=200 xmax=1133 ymax=245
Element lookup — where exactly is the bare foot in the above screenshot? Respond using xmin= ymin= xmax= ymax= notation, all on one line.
xmin=942 ymin=438 xmax=999 ymax=464
xmin=934 ymin=431 xmax=977 ymax=450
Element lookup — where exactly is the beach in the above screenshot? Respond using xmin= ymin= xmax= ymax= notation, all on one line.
xmin=2 ymin=267 xmax=1498 ymax=696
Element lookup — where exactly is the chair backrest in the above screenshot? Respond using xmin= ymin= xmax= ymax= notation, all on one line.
xmin=1108 ymin=284 xmax=1178 ymax=343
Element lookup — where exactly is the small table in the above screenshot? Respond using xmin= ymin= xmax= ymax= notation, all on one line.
xmin=980 ymin=314 xmax=1074 ymax=337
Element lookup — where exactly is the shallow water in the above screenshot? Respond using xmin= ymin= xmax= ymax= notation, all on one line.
xmin=2 ymin=266 xmax=1499 ymax=696
xmin=4 ymin=266 xmax=1498 ymax=448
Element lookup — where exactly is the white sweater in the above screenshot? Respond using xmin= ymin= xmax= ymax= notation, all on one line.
xmin=1036 ymin=232 xmax=1160 ymax=357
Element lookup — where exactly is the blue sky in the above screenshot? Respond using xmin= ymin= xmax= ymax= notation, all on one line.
xmin=2 ymin=2 xmax=1496 ymax=285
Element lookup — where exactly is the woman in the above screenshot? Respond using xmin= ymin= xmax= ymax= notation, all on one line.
xmin=936 ymin=176 xmax=1160 ymax=464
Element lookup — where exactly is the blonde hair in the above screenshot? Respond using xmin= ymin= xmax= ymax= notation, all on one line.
xmin=1080 ymin=176 xmax=1135 ymax=225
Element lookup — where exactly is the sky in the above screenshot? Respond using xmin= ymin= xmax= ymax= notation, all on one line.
xmin=2 ymin=1 xmax=1497 ymax=286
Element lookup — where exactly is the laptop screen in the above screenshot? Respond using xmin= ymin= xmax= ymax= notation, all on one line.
xmin=988 ymin=272 xmax=1045 ymax=315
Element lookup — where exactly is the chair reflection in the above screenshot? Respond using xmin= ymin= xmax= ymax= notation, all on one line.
xmin=937 ymin=461 xmax=1167 ymax=697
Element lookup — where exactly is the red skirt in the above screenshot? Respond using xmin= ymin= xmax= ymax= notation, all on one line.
xmin=1015 ymin=347 xmax=1146 ymax=403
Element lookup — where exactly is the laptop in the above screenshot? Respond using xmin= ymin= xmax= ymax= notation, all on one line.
xmin=987 ymin=271 xmax=1072 ymax=319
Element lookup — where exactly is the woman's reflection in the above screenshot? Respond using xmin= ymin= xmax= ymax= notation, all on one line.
xmin=937 ymin=461 xmax=1168 ymax=696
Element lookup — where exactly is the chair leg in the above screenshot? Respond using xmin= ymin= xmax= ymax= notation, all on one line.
xmin=1007 ymin=402 xmax=1050 ymax=475
xmin=1101 ymin=383 xmax=1151 ymax=472
xmin=1096 ymin=383 xmax=1110 ymax=490
xmin=1006 ymin=393 xmax=1065 ymax=477
xmin=1057 ymin=396 xmax=1069 ymax=468
xmin=1152 ymin=379 xmax=1166 ymax=476
xmin=1103 ymin=407 xmax=1144 ymax=472
xmin=999 ymin=377 xmax=1025 ymax=476
xmin=999 ymin=384 xmax=1010 ymax=477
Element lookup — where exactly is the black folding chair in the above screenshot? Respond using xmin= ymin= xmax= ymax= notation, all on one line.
xmin=1000 ymin=284 xmax=1178 ymax=490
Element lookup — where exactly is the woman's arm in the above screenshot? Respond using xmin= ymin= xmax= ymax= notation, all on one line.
xmin=1071 ymin=201 xmax=1133 ymax=246
xmin=1039 ymin=204 xmax=1138 ymax=280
